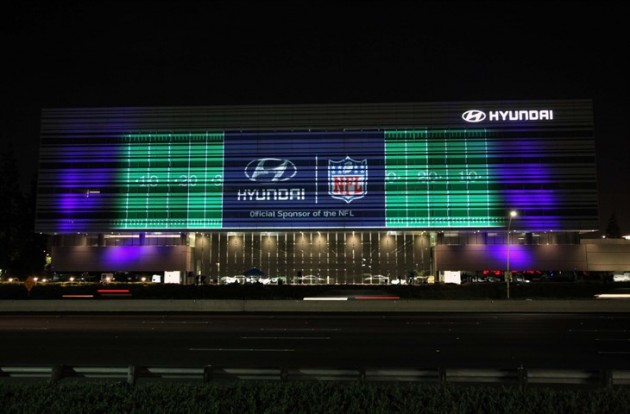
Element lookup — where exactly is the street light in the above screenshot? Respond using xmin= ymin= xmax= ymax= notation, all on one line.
xmin=506 ymin=210 xmax=518 ymax=299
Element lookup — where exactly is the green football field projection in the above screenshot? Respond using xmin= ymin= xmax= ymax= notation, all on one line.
xmin=385 ymin=129 xmax=502 ymax=228
xmin=114 ymin=132 xmax=224 ymax=229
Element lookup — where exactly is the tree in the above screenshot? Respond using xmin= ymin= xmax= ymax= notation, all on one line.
xmin=11 ymin=176 xmax=47 ymax=276
xmin=0 ymin=144 xmax=23 ymax=276
xmin=0 ymin=145 xmax=46 ymax=277
xmin=605 ymin=212 xmax=622 ymax=239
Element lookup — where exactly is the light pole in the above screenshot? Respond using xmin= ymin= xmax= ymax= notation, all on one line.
xmin=505 ymin=210 xmax=518 ymax=299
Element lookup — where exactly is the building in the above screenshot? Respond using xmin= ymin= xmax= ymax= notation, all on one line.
xmin=35 ymin=100 xmax=628 ymax=283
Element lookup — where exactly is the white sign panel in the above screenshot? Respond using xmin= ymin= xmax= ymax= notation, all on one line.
xmin=164 ymin=271 xmax=181 ymax=284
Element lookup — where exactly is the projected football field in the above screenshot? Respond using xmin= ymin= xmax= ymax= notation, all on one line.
xmin=107 ymin=129 xmax=500 ymax=230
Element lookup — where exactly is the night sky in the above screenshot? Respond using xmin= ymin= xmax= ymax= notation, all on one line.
xmin=2 ymin=1 xmax=629 ymax=233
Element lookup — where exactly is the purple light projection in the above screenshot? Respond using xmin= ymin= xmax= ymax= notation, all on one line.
xmin=486 ymin=244 xmax=534 ymax=271
xmin=493 ymin=136 xmax=559 ymax=231
xmin=103 ymin=246 xmax=146 ymax=267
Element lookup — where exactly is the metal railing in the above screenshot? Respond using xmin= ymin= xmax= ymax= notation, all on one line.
xmin=1 ymin=365 xmax=629 ymax=387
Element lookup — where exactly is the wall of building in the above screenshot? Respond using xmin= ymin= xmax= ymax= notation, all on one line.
xmin=435 ymin=239 xmax=630 ymax=272
xmin=48 ymin=233 xmax=630 ymax=280
xmin=50 ymin=246 xmax=192 ymax=273
xmin=37 ymin=100 xmax=603 ymax=281
xmin=192 ymin=231 xmax=432 ymax=281
xmin=435 ymin=244 xmax=587 ymax=272
xmin=36 ymin=100 xmax=598 ymax=234
xmin=582 ymin=239 xmax=630 ymax=271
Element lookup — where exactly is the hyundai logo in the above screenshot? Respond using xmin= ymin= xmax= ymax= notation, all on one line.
xmin=245 ymin=158 xmax=297 ymax=182
xmin=462 ymin=109 xmax=554 ymax=123
xmin=462 ymin=110 xmax=486 ymax=123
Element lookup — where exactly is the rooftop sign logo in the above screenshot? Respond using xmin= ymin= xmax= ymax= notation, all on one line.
xmin=462 ymin=110 xmax=486 ymax=122
xmin=462 ymin=109 xmax=554 ymax=123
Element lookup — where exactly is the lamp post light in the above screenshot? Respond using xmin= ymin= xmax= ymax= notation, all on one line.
xmin=506 ymin=210 xmax=518 ymax=299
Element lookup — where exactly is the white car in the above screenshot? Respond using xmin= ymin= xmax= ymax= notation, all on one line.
xmin=294 ymin=275 xmax=326 ymax=284
xmin=612 ymin=272 xmax=630 ymax=282
xmin=219 ymin=275 xmax=252 ymax=284
xmin=362 ymin=275 xmax=389 ymax=284
xmin=412 ymin=275 xmax=430 ymax=285
xmin=513 ymin=275 xmax=531 ymax=283
xmin=256 ymin=276 xmax=287 ymax=285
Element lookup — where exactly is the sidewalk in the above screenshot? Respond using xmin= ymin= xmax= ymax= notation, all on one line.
xmin=2 ymin=299 xmax=630 ymax=313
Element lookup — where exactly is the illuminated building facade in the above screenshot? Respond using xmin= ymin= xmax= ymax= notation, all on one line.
xmin=36 ymin=100 xmax=615 ymax=283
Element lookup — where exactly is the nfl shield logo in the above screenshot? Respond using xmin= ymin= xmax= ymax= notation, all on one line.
xmin=328 ymin=156 xmax=368 ymax=203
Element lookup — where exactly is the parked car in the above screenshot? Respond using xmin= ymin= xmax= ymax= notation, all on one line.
xmin=219 ymin=275 xmax=253 ymax=284
xmin=612 ymin=272 xmax=630 ymax=282
xmin=255 ymin=275 xmax=287 ymax=285
xmin=469 ymin=275 xmax=501 ymax=282
xmin=362 ymin=275 xmax=389 ymax=284
xmin=513 ymin=275 xmax=531 ymax=283
xmin=294 ymin=275 xmax=327 ymax=284
xmin=412 ymin=275 xmax=430 ymax=285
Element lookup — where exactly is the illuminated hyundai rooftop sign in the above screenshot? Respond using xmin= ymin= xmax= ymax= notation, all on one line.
xmin=462 ymin=109 xmax=554 ymax=123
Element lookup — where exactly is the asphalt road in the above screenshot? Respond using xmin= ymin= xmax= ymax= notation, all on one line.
xmin=1 ymin=312 xmax=629 ymax=370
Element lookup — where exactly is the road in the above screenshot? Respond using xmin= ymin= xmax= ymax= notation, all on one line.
xmin=1 ymin=312 xmax=629 ymax=370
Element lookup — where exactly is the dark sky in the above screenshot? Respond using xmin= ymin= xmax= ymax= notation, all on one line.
xmin=2 ymin=0 xmax=629 ymax=233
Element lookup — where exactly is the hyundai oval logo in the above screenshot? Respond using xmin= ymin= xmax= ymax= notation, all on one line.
xmin=245 ymin=158 xmax=297 ymax=182
xmin=462 ymin=110 xmax=486 ymax=123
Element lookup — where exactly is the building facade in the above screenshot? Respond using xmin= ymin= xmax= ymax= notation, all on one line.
xmin=36 ymin=100 xmax=621 ymax=283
